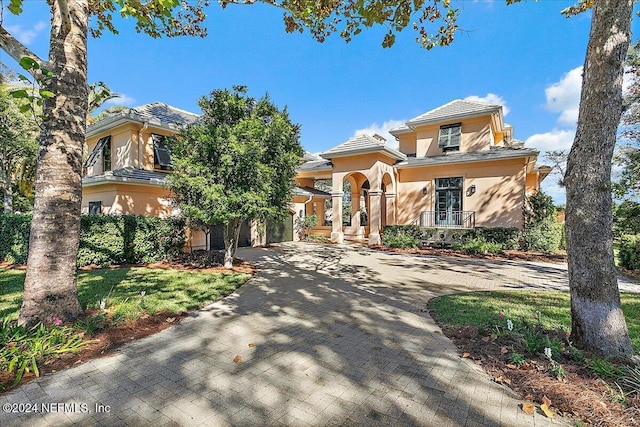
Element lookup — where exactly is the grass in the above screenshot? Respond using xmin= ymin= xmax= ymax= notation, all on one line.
xmin=428 ymin=290 xmax=640 ymax=351
xmin=0 ymin=266 xmax=250 ymax=391
xmin=0 ymin=267 xmax=250 ymax=321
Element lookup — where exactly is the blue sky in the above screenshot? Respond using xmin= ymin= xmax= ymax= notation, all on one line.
xmin=1 ymin=1 xmax=637 ymax=204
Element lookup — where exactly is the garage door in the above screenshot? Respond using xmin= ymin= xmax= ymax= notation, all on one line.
xmin=209 ymin=220 xmax=251 ymax=250
xmin=266 ymin=213 xmax=294 ymax=244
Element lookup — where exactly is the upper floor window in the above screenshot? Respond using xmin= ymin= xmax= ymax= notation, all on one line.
xmin=438 ymin=123 xmax=461 ymax=151
xmin=152 ymin=134 xmax=172 ymax=170
xmin=84 ymin=135 xmax=111 ymax=173
xmin=102 ymin=138 xmax=112 ymax=172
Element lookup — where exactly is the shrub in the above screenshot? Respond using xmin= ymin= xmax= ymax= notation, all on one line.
xmin=460 ymin=236 xmax=502 ymax=255
xmin=522 ymin=216 xmax=563 ymax=253
xmin=0 ymin=214 xmax=186 ymax=267
xmin=0 ymin=214 xmax=31 ymax=264
xmin=619 ymin=234 xmax=640 ymax=270
xmin=466 ymin=227 xmax=520 ymax=250
xmin=381 ymin=225 xmax=423 ymax=249
xmin=295 ymin=214 xmax=318 ymax=241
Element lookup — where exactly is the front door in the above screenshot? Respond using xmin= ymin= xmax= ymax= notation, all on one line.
xmin=435 ymin=177 xmax=462 ymax=226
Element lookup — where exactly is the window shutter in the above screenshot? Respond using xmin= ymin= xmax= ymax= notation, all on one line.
xmin=84 ymin=136 xmax=111 ymax=168
xmin=152 ymin=134 xmax=172 ymax=167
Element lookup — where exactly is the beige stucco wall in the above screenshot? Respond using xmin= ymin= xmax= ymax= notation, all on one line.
xmin=396 ymin=158 xmax=527 ymax=228
xmin=86 ymin=125 xmax=139 ymax=176
xmin=85 ymin=124 xmax=177 ymax=176
xmin=397 ymin=115 xmax=498 ymax=157
xmin=526 ymin=172 xmax=539 ymax=195
xmin=82 ymin=183 xmax=173 ymax=217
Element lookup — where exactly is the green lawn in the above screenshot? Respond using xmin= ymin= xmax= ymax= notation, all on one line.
xmin=428 ymin=290 xmax=640 ymax=351
xmin=0 ymin=267 xmax=250 ymax=321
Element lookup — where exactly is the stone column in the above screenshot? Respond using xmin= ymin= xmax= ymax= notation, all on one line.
xmin=368 ymin=190 xmax=383 ymax=245
xmin=331 ymin=192 xmax=344 ymax=243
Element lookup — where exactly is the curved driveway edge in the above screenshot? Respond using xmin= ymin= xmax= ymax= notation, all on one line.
xmin=2 ymin=242 xmax=618 ymax=426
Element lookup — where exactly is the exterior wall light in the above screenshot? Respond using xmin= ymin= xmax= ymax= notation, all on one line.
xmin=466 ymin=185 xmax=476 ymax=196
xmin=422 ymin=187 xmax=428 ymax=196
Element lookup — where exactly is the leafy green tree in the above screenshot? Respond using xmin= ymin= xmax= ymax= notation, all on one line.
xmin=167 ymin=87 xmax=302 ymax=268
xmin=0 ymin=79 xmax=38 ymax=214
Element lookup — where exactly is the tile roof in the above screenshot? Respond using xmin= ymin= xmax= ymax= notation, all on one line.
xmin=396 ymin=147 xmax=539 ymax=168
xmin=320 ymin=134 xmax=406 ymax=160
xmin=293 ymin=186 xmax=331 ymax=198
xmin=297 ymin=159 xmax=333 ymax=172
xmin=130 ymin=102 xmax=199 ymax=127
xmin=390 ymin=99 xmax=502 ymax=135
xmin=303 ymin=151 xmax=323 ymax=162
xmin=87 ymin=102 xmax=199 ymax=137
xmin=82 ymin=167 xmax=169 ymax=186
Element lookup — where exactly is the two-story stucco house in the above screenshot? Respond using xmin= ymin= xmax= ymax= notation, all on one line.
xmin=296 ymin=99 xmax=550 ymax=244
xmin=81 ymin=99 xmax=549 ymax=248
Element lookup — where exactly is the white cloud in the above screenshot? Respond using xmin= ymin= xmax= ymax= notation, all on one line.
xmin=525 ymin=129 xmax=575 ymax=153
xmin=465 ymin=93 xmax=509 ymax=116
xmin=5 ymin=21 xmax=47 ymax=45
xmin=545 ymin=66 xmax=582 ymax=127
xmin=352 ymin=119 xmax=406 ymax=149
xmin=105 ymin=95 xmax=136 ymax=106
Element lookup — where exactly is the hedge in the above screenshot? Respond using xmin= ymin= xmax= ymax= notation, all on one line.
xmin=381 ymin=225 xmax=521 ymax=251
xmin=619 ymin=234 xmax=640 ymax=270
xmin=0 ymin=214 xmax=186 ymax=267
xmin=381 ymin=225 xmax=424 ymax=248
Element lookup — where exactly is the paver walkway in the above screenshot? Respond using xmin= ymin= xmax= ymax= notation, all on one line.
xmin=3 ymin=243 xmax=635 ymax=426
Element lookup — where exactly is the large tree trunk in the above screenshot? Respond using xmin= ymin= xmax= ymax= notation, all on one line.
xmin=223 ymin=218 xmax=242 ymax=269
xmin=565 ymin=0 xmax=635 ymax=357
xmin=18 ymin=1 xmax=88 ymax=326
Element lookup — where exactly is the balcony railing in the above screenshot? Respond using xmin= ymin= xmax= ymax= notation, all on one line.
xmin=410 ymin=211 xmax=476 ymax=229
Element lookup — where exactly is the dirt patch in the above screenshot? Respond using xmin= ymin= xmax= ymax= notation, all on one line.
xmin=372 ymin=245 xmax=568 ymax=264
xmin=440 ymin=325 xmax=640 ymax=426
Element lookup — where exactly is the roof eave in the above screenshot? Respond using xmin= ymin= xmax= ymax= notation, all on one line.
xmin=407 ymin=108 xmax=501 ymax=128
xmin=82 ymin=175 xmax=167 ymax=187
xmin=395 ymin=151 xmax=538 ymax=169
xmin=321 ymin=146 xmax=406 ymax=161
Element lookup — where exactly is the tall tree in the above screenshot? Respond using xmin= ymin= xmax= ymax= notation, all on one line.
xmin=0 ymin=0 xmax=208 ymax=326
xmin=168 ymin=87 xmax=302 ymax=269
xmin=564 ymin=0 xmax=635 ymax=356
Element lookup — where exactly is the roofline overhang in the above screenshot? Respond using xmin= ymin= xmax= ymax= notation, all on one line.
xmin=86 ymin=111 xmax=191 ymax=138
xmin=390 ymin=107 xmax=503 ymax=137
xmin=82 ymin=174 xmax=168 ymax=188
xmin=395 ymin=151 xmax=539 ymax=169
xmin=320 ymin=146 xmax=406 ymax=162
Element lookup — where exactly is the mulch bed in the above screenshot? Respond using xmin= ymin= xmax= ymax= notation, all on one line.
xmin=439 ymin=324 xmax=640 ymax=426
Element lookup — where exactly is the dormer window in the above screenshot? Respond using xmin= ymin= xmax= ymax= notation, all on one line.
xmin=438 ymin=123 xmax=461 ymax=151
xmin=152 ymin=134 xmax=172 ymax=170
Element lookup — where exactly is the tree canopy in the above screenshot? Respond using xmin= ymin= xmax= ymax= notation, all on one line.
xmin=168 ymin=86 xmax=302 ymax=268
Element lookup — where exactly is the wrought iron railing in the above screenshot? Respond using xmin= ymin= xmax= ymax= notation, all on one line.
xmin=409 ymin=211 xmax=476 ymax=229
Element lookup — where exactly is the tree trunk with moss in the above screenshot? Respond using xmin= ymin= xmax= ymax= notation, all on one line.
xmin=565 ymin=0 xmax=635 ymax=357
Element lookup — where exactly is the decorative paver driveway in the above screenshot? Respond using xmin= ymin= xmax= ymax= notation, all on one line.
xmin=5 ymin=242 xmax=629 ymax=426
